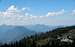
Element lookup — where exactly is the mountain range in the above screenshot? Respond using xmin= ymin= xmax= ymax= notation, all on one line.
xmin=25 ymin=24 xmax=62 ymax=32
xmin=0 ymin=24 xmax=63 ymax=43
xmin=0 ymin=25 xmax=35 ymax=43
xmin=0 ymin=25 xmax=75 ymax=47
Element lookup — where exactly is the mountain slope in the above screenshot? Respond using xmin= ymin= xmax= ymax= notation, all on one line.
xmin=0 ymin=25 xmax=35 ymax=43
xmin=21 ymin=25 xmax=75 ymax=46
xmin=1 ymin=25 xmax=75 ymax=47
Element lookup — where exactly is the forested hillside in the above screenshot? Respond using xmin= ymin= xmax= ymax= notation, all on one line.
xmin=1 ymin=26 xmax=75 ymax=47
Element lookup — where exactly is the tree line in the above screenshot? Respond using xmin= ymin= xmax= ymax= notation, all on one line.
xmin=0 ymin=26 xmax=75 ymax=47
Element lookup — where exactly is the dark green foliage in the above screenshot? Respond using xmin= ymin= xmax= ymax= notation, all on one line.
xmin=0 ymin=26 xmax=75 ymax=47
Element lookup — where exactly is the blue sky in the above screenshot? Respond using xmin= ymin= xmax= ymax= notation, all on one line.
xmin=0 ymin=0 xmax=75 ymax=16
xmin=0 ymin=0 xmax=75 ymax=26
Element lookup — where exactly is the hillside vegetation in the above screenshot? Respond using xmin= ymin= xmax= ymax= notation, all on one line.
xmin=0 ymin=26 xmax=75 ymax=47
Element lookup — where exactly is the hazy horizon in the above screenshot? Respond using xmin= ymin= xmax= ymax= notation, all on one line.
xmin=0 ymin=0 xmax=75 ymax=26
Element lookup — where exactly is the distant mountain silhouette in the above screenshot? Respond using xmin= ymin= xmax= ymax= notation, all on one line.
xmin=0 ymin=25 xmax=35 ymax=43
xmin=0 ymin=24 xmax=64 ymax=43
xmin=26 ymin=24 xmax=61 ymax=32
xmin=0 ymin=25 xmax=75 ymax=47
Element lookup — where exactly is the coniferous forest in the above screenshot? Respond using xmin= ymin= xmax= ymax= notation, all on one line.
xmin=0 ymin=26 xmax=75 ymax=47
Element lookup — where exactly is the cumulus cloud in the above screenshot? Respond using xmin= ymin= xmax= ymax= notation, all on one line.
xmin=72 ymin=10 xmax=75 ymax=16
xmin=0 ymin=5 xmax=75 ymax=26
xmin=0 ymin=5 xmax=48 ymax=25
xmin=0 ymin=5 xmax=30 ymax=16
xmin=22 ymin=8 xmax=26 ymax=11
xmin=46 ymin=9 xmax=64 ymax=16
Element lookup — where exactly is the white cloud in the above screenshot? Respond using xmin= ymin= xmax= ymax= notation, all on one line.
xmin=46 ymin=9 xmax=64 ymax=16
xmin=0 ymin=5 xmax=30 ymax=16
xmin=0 ymin=5 xmax=47 ymax=25
xmin=22 ymin=8 xmax=26 ymax=11
xmin=72 ymin=10 xmax=75 ymax=16
xmin=0 ymin=5 xmax=75 ymax=26
xmin=7 ymin=5 xmax=17 ymax=11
